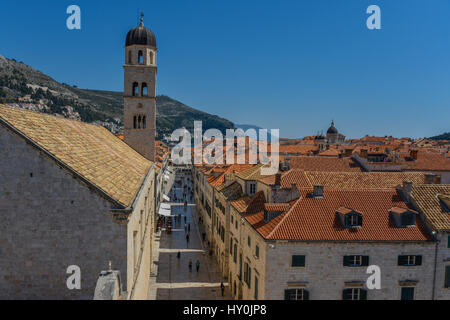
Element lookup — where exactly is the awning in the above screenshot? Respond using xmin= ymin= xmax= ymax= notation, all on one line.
xmin=158 ymin=207 xmax=172 ymax=216
xmin=160 ymin=203 xmax=171 ymax=210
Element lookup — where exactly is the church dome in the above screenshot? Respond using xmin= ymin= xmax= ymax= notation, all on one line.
xmin=327 ymin=121 xmax=338 ymax=135
xmin=126 ymin=18 xmax=156 ymax=48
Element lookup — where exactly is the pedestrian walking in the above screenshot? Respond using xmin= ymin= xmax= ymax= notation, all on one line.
xmin=188 ymin=223 xmax=191 ymax=232
xmin=186 ymin=233 xmax=190 ymax=245
xmin=184 ymin=223 xmax=187 ymax=232
xmin=184 ymin=216 xmax=187 ymax=224
xmin=196 ymin=260 xmax=200 ymax=272
xmin=220 ymin=282 xmax=225 ymax=297
xmin=188 ymin=260 xmax=192 ymax=272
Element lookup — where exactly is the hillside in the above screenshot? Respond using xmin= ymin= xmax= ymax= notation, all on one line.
xmin=430 ymin=132 xmax=450 ymax=141
xmin=0 ymin=55 xmax=234 ymax=137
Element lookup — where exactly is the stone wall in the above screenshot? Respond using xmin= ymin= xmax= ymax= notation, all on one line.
xmin=264 ymin=241 xmax=435 ymax=300
xmin=0 ymin=125 xmax=127 ymax=299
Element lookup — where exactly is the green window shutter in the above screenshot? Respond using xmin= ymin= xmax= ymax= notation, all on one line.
xmin=342 ymin=289 xmax=352 ymax=300
xmin=445 ymin=266 xmax=450 ymax=288
xmin=303 ymin=290 xmax=310 ymax=300
xmin=343 ymin=256 xmax=350 ymax=266
xmin=362 ymin=256 xmax=370 ymax=266
xmin=285 ymin=289 xmax=292 ymax=300
xmin=415 ymin=255 xmax=422 ymax=266
xmin=360 ymin=289 xmax=367 ymax=300
xmin=398 ymin=255 xmax=407 ymax=266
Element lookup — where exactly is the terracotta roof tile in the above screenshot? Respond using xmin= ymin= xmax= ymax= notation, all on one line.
xmin=246 ymin=189 xmax=432 ymax=241
xmin=411 ymin=184 xmax=450 ymax=231
xmin=0 ymin=105 xmax=151 ymax=207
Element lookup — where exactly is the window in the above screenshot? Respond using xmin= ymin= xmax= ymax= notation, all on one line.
xmin=398 ymin=255 xmax=422 ymax=266
xmin=345 ymin=213 xmax=362 ymax=228
xmin=132 ymin=82 xmax=139 ymax=96
xmin=133 ymin=116 xmax=137 ymax=129
xmin=255 ymin=245 xmax=260 ymax=259
xmin=138 ymin=50 xmax=143 ymax=64
xmin=141 ymin=83 xmax=148 ymax=96
xmin=249 ymin=183 xmax=256 ymax=195
xmin=343 ymin=288 xmax=367 ymax=300
xmin=292 ymin=255 xmax=305 ymax=267
xmin=343 ymin=255 xmax=369 ymax=267
xmin=247 ymin=236 xmax=251 ymax=247
xmin=401 ymin=287 xmax=415 ymax=300
xmin=401 ymin=213 xmax=415 ymax=226
xmin=285 ymin=288 xmax=309 ymax=300
xmin=128 ymin=50 xmax=132 ymax=64
xmin=445 ymin=266 xmax=450 ymax=288
xmin=150 ymin=51 xmax=154 ymax=64
xmin=142 ymin=116 xmax=146 ymax=129
xmin=233 ymin=244 xmax=237 ymax=263
xmin=230 ymin=238 xmax=233 ymax=255
xmin=244 ymin=262 xmax=251 ymax=287
xmin=254 ymin=276 xmax=259 ymax=300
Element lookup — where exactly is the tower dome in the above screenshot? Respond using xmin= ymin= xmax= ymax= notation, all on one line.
xmin=327 ymin=121 xmax=338 ymax=135
xmin=125 ymin=16 xmax=156 ymax=48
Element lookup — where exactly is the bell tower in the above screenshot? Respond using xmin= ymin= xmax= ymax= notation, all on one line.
xmin=123 ymin=13 xmax=157 ymax=161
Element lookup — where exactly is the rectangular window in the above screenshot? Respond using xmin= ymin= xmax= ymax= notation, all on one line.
xmin=343 ymin=255 xmax=369 ymax=267
xmin=248 ymin=236 xmax=251 ymax=247
xmin=285 ymin=288 xmax=309 ymax=300
xmin=254 ymin=276 xmax=259 ymax=300
xmin=445 ymin=266 xmax=450 ymax=288
xmin=343 ymin=288 xmax=367 ymax=300
xmin=398 ymin=255 xmax=422 ymax=266
xmin=255 ymin=245 xmax=260 ymax=259
xmin=401 ymin=287 xmax=415 ymax=300
xmin=243 ymin=262 xmax=251 ymax=287
xmin=249 ymin=183 xmax=256 ymax=195
xmin=292 ymin=255 xmax=306 ymax=267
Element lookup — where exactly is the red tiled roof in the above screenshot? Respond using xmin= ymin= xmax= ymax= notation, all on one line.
xmin=245 ymin=189 xmax=432 ymax=242
xmin=288 ymin=156 xmax=364 ymax=172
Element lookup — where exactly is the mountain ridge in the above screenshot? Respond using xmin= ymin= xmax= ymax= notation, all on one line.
xmin=0 ymin=55 xmax=235 ymax=137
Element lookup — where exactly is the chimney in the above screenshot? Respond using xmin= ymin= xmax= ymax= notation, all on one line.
xmin=425 ymin=173 xmax=436 ymax=184
xmin=274 ymin=173 xmax=282 ymax=187
xmin=313 ymin=185 xmax=324 ymax=198
xmin=410 ymin=149 xmax=418 ymax=160
xmin=402 ymin=181 xmax=413 ymax=202
xmin=360 ymin=149 xmax=368 ymax=158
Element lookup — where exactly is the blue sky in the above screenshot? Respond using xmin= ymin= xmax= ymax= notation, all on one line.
xmin=0 ymin=0 xmax=449 ymax=139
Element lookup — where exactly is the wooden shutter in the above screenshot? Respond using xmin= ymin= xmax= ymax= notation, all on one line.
xmin=303 ymin=289 xmax=310 ymax=300
xmin=359 ymin=289 xmax=367 ymax=300
xmin=342 ymin=289 xmax=352 ymax=300
xmin=398 ymin=255 xmax=407 ymax=266
xmin=343 ymin=255 xmax=350 ymax=266
xmin=415 ymin=255 xmax=422 ymax=266
xmin=362 ymin=256 xmax=370 ymax=266
xmin=445 ymin=266 xmax=450 ymax=288
xmin=284 ymin=289 xmax=292 ymax=300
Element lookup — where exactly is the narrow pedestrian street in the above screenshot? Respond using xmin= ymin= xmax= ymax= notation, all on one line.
xmin=148 ymin=168 xmax=232 ymax=300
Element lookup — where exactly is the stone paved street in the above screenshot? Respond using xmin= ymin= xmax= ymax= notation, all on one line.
xmin=149 ymin=170 xmax=232 ymax=300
